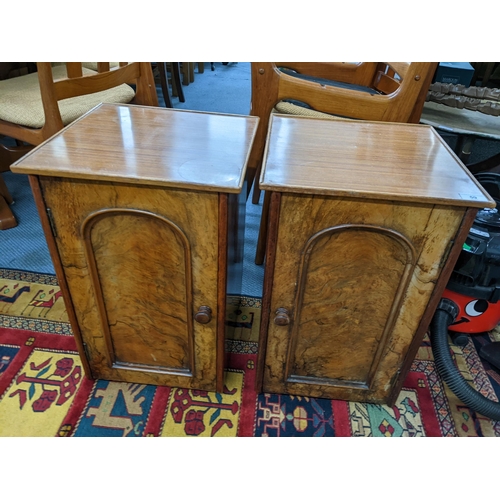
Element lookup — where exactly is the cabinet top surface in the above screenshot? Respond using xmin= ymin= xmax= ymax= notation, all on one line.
xmin=11 ymin=104 xmax=260 ymax=193
xmin=260 ymin=115 xmax=495 ymax=207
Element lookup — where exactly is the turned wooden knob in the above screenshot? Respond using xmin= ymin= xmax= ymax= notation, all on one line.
xmin=195 ymin=306 xmax=212 ymax=324
xmin=274 ymin=308 xmax=290 ymax=326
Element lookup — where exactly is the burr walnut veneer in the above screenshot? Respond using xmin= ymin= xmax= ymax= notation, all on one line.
xmin=257 ymin=115 xmax=494 ymax=405
xmin=12 ymin=103 xmax=259 ymax=393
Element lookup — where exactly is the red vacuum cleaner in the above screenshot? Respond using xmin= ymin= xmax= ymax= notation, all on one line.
xmin=431 ymin=172 xmax=500 ymax=420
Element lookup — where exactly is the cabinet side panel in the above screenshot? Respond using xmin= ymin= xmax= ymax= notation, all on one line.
xmin=28 ymin=176 xmax=93 ymax=378
xmin=85 ymin=211 xmax=193 ymax=374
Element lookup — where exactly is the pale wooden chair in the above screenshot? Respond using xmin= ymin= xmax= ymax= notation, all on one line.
xmin=0 ymin=62 xmax=158 ymax=229
xmin=249 ymin=62 xmax=439 ymax=264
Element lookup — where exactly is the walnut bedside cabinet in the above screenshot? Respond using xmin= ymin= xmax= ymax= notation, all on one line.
xmin=256 ymin=114 xmax=494 ymax=405
xmin=12 ymin=103 xmax=259 ymax=393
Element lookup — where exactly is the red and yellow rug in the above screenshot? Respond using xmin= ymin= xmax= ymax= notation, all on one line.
xmin=1 ymin=268 xmax=499 ymax=437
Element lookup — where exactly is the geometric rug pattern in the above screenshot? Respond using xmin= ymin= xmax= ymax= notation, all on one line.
xmin=1 ymin=269 xmax=499 ymax=437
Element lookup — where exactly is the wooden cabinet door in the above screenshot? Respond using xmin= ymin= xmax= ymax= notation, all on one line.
xmin=40 ymin=177 xmax=220 ymax=391
xmin=262 ymin=193 xmax=465 ymax=403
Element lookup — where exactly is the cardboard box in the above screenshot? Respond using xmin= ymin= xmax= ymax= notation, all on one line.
xmin=433 ymin=62 xmax=475 ymax=87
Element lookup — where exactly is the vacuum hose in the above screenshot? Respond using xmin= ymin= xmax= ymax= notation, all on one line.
xmin=431 ymin=299 xmax=500 ymax=421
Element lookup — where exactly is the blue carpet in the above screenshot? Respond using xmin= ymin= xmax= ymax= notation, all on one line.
xmin=1 ymin=170 xmax=55 ymax=274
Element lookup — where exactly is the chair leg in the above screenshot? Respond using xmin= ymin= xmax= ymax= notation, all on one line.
xmin=0 ymin=196 xmax=16 ymax=229
xmin=251 ymin=163 xmax=263 ymax=204
xmin=0 ymin=142 xmax=34 ymax=172
xmin=467 ymin=150 xmax=500 ymax=175
xmin=198 ymin=63 xmax=204 ymax=74
xmin=157 ymin=63 xmax=173 ymax=108
xmin=245 ymin=166 xmax=257 ymax=199
xmin=181 ymin=63 xmax=190 ymax=86
xmin=0 ymin=141 xmax=34 ymax=229
xmin=0 ymin=173 xmax=13 ymax=204
xmin=171 ymin=63 xmax=185 ymax=103
xmin=456 ymin=136 xmax=475 ymax=164
xmin=0 ymin=175 xmax=16 ymax=230
xmin=255 ymin=190 xmax=271 ymax=265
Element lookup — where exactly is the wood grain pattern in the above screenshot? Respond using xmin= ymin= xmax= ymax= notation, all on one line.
xmin=286 ymin=225 xmax=416 ymax=388
xmin=82 ymin=209 xmax=194 ymax=375
xmin=28 ymin=175 xmax=93 ymax=378
xmin=217 ymin=194 xmax=228 ymax=393
xmin=255 ymin=191 xmax=281 ymax=392
xmin=274 ymin=62 xmax=381 ymax=86
xmin=39 ymin=177 xmax=221 ymax=390
xmin=262 ymin=194 xmax=466 ymax=403
xmin=260 ymin=116 xmax=495 ymax=208
xmin=12 ymin=103 xmax=260 ymax=194
xmin=248 ymin=62 xmax=438 ymax=204
xmin=388 ymin=207 xmax=478 ymax=404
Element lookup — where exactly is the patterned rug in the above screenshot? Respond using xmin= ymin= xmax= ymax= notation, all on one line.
xmin=1 ymin=268 xmax=500 ymax=437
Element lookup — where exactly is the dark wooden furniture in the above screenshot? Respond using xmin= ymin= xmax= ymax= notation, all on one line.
xmin=0 ymin=171 xmax=17 ymax=230
xmin=256 ymin=115 xmax=494 ymax=405
xmin=156 ymin=63 xmax=185 ymax=107
xmin=11 ymin=103 xmax=259 ymax=393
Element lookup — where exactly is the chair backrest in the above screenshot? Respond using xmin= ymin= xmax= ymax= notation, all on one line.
xmin=254 ymin=62 xmax=437 ymax=122
xmin=247 ymin=62 xmax=438 ymax=201
xmin=1 ymin=62 xmax=158 ymax=146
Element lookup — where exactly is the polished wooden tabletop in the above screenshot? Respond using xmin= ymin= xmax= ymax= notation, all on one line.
xmin=12 ymin=103 xmax=260 ymax=193
xmin=260 ymin=115 xmax=495 ymax=208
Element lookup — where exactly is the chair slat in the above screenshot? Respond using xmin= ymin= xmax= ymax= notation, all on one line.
xmin=97 ymin=62 xmax=111 ymax=73
xmin=66 ymin=63 xmax=83 ymax=79
xmin=275 ymin=62 xmax=380 ymax=87
xmin=54 ymin=63 xmax=141 ymax=101
xmin=373 ymin=71 xmax=400 ymax=95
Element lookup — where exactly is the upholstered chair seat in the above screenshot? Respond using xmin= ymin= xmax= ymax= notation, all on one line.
xmin=0 ymin=65 xmax=135 ymax=129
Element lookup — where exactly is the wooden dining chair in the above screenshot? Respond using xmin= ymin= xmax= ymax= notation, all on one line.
xmin=156 ymin=63 xmax=185 ymax=107
xmin=248 ymin=62 xmax=438 ymax=264
xmin=0 ymin=62 xmax=158 ymax=229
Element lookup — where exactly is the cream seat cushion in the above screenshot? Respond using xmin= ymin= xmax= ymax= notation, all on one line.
xmin=0 ymin=65 xmax=135 ymax=129
xmin=274 ymin=101 xmax=350 ymax=121
xmin=82 ymin=63 xmax=120 ymax=71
